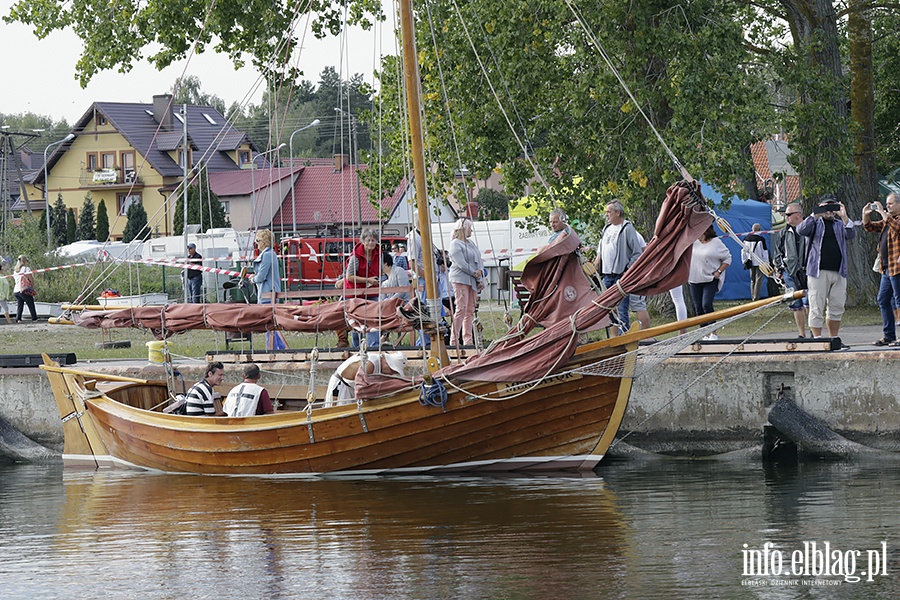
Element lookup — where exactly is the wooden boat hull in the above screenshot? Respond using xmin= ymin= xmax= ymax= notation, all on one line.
xmin=42 ymin=342 xmax=635 ymax=475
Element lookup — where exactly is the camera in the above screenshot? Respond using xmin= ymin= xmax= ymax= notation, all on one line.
xmin=813 ymin=203 xmax=841 ymax=215
xmin=869 ymin=203 xmax=878 ymax=211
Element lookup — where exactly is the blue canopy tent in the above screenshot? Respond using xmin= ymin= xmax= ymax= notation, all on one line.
xmin=700 ymin=182 xmax=775 ymax=300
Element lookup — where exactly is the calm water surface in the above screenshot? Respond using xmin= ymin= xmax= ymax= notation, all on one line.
xmin=1 ymin=459 xmax=898 ymax=599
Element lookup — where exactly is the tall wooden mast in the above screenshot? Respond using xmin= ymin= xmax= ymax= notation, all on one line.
xmin=398 ymin=0 xmax=449 ymax=368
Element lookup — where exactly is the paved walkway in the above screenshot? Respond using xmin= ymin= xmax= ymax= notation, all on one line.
xmin=718 ymin=323 xmax=894 ymax=352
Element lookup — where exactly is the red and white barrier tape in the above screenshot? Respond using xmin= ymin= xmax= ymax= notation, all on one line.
xmin=0 ymin=261 xmax=99 ymax=279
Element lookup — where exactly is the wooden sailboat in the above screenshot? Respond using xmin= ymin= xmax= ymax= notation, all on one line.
xmin=39 ymin=0 xmax=797 ymax=475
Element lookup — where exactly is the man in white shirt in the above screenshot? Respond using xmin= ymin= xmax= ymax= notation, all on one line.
xmin=592 ymin=200 xmax=643 ymax=335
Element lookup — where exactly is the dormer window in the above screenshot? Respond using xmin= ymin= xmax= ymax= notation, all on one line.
xmin=239 ymin=150 xmax=250 ymax=165
xmin=178 ymin=148 xmax=193 ymax=169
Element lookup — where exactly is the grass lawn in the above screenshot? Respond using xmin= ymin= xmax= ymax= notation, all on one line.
xmin=0 ymin=299 xmax=881 ymax=362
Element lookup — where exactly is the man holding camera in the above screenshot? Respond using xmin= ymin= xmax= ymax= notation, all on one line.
xmin=797 ymin=196 xmax=856 ymax=342
xmin=862 ymin=193 xmax=900 ymax=346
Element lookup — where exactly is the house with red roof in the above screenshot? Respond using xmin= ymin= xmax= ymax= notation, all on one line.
xmin=750 ymin=138 xmax=801 ymax=209
xmin=210 ymin=154 xmax=457 ymax=236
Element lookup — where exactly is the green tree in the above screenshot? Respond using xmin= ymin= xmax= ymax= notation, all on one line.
xmin=474 ymin=188 xmax=510 ymax=221
xmin=65 ymin=208 xmax=76 ymax=244
xmin=362 ymin=0 xmax=772 ymax=239
xmin=122 ymin=201 xmax=149 ymax=243
xmin=172 ymin=169 xmax=230 ymax=236
xmin=171 ymin=75 xmax=226 ymax=114
xmin=96 ymin=199 xmax=110 ymax=242
xmin=76 ymin=192 xmax=96 ymax=240
xmin=0 ymin=111 xmax=71 ymax=155
xmin=5 ymin=0 xmax=385 ymax=87
xmin=38 ymin=210 xmax=47 ymax=246
xmin=50 ymin=193 xmax=67 ymax=248
xmin=872 ymin=9 xmax=900 ymax=173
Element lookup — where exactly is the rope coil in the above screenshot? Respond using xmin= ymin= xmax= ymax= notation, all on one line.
xmin=419 ymin=379 xmax=448 ymax=409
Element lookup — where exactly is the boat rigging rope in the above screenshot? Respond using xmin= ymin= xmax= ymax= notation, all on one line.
xmin=437 ymin=292 xmax=797 ymax=402
xmin=561 ymin=0 xmax=692 ymax=182
xmin=609 ymin=302 xmax=789 ymax=450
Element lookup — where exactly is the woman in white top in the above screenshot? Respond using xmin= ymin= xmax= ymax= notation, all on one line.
xmin=447 ymin=218 xmax=483 ymax=346
xmin=688 ymin=226 xmax=731 ymax=339
xmin=13 ymin=255 xmax=38 ymax=323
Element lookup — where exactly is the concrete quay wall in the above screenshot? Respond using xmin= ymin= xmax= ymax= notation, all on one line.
xmin=2 ymin=351 xmax=898 ymax=458
xmin=625 ymin=350 xmax=900 ymax=455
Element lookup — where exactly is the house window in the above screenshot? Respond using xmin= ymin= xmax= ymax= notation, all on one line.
xmin=239 ymin=150 xmax=250 ymax=165
xmin=178 ymin=148 xmax=193 ymax=169
xmin=220 ymin=201 xmax=230 ymax=215
xmin=96 ymin=113 xmax=107 ymax=126
xmin=117 ymin=193 xmax=142 ymax=216
xmin=102 ymin=152 xmax=116 ymax=169
xmin=120 ymin=151 xmax=136 ymax=180
xmin=86 ymin=152 xmax=98 ymax=171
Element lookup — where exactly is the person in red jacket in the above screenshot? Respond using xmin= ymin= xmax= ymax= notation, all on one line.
xmin=345 ymin=229 xmax=382 ymax=348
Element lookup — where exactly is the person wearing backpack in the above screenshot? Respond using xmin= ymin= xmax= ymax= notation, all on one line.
xmin=741 ymin=223 xmax=770 ymax=301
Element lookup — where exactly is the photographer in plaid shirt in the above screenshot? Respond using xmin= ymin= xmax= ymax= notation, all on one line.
xmin=863 ymin=192 xmax=900 ymax=346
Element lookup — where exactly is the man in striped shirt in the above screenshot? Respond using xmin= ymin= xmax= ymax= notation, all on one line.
xmin=185 ymin=361 xmax=226 ymax=416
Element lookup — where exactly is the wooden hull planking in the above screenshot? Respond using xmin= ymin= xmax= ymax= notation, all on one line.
xmin=42 ymin=341 xmax=636 ymax=475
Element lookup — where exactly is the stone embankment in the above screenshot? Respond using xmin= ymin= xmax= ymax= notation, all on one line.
xmin=2 ymin=326 xmax=898 ymax=462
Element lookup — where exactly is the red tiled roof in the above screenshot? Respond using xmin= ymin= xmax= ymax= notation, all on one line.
xmin=750 ymin=139 xmax=801 ymax=205
xmin=751 ymin=141 xmax=771 ymax=180
xmin=272 ymin=164 xmax=403 ymax=227
xmin=208 ymin=167 xmax=299 ymax=197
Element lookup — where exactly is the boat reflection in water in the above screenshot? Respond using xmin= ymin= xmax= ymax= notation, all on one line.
xmin=52 ymin=469 xmax=626 ymax=598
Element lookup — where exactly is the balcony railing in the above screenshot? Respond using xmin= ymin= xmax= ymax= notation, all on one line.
xmin=79 ymin=168 xmax=143 ymax=188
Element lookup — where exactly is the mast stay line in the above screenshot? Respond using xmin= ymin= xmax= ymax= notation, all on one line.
xmin=562 ymin=0 xmax=693 ymax=183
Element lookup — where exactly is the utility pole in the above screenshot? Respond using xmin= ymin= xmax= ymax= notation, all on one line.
xmin=182 ymin=104 xmax=189 ymax=303
xmin=0 ymin=129 xmax=39 ymax=237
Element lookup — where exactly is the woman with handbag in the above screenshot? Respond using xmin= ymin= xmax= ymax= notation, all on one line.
xmin=13 ymin=255 xmax=38 ymax=324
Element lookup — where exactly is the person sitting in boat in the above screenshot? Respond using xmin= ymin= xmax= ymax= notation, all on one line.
xmin=324 ymin=351 xmax=408 ymax=407
xmin=345 ymin=229 xmax=382 ymax=349
xmin=185 ymin=361 xmax=226 ymax=416
xmin=223 ymin=363 xmax=274 ymax=417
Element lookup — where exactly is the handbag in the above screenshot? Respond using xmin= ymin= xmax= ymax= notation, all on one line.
xmin=20 ymin=274 xmax=35 ymax=297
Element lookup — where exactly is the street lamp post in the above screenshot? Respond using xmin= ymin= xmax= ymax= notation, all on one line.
xmin=250 ymin=143 xmax=287 ymax=232
xmin=288 ymin=119 xmax=321 ymax=236
xmin=43 ymin=133 xmax=76 ymax=249
xmin=335 ymin=108 xmax=363 ymax=227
